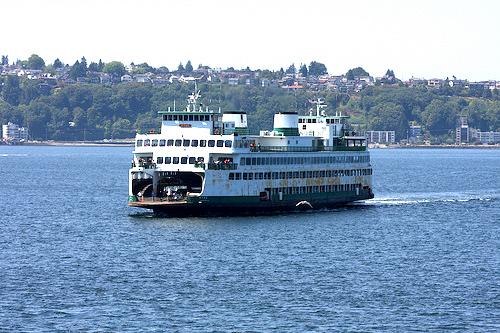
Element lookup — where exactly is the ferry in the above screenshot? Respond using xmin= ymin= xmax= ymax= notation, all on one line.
xmin=128 ymin=89 xmax=373 ymax=215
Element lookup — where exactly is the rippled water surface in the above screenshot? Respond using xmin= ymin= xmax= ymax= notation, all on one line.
xmin=0 ymin=146 xmax=499 ymax=332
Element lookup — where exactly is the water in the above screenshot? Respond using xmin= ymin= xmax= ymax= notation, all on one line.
xmin=0 ymin=146 xmax=499 ymax=332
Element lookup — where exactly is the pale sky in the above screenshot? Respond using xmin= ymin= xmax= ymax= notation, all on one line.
xmin=1 ymin=0 xmax=499 ymax=80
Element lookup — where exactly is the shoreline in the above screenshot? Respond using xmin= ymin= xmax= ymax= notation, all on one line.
xmin=2 ymin=141 xmax=499 ymax=149
xmin=20 ymin=140 xmax=134 ymax=147
xmin=370 ymin=144 xmax=500 ymax=149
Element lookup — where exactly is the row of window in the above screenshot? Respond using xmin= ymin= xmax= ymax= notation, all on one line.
xmin=228 ymin=168 xmax=372 ymax=180
xmin=298 ymin=118 xmax=342 ymax=124
xmin=239 ymin=155 xmax=369 ymax=166
xmin=162 ymin=114 xmax=218 ymax=122
xmin=137 ymin=139 xmax=232 ymax=148
xmin=270 ymin=184 xmax=360 ymax=195
xmin=157 ymin=156 xmax=204 ymax=165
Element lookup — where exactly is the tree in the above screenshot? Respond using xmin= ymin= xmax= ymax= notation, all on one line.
xmin=88 ymin=62 xmax=100 ymax=72
xmin=299 ymin=64 xmax=308 ymax=77
xmin=80 ymin=57 xmax=87 ymax=71
xmin=1 ymin=55 xmax=8 ymax=65
xmin=421 ymin=99 xmax=458 ymax=135
xmin=286 ymin=63 xmax=296 ymax=74
xmin=53 ymin=58 xmax=63 ymax=69
xmin=2 ymin=75 xmax=21 ymax=105
xmin=185 ymin=60 xmax=193 ymax=73
xmin=308 ymin=61 xmax=327 ymax=76
xmin=346 ymin=67 xmax=369 ymax=80
xmin=27 ymin=54 xmax=45 ymax=70
xmin=177 ymin=62 xmax=185 ymax=72
xmin=103 ymin=61 xmax=126 ymax=78
xmin=69 ymin=60 xmax=87 ymax=79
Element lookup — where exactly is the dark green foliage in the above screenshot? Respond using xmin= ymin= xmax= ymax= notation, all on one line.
xmin=0 ymin=77 xmax=498 ymax=142
xmin=27 ymin=54 xmax=45 ymax=70
xmin=2 ymin=75 xmax=21 ymax=105
xmin=308 ymin=61 xmax=327 ymax=76
xmin=346 ymin=67 xmax=369 ymax=80
xmin=185 ymin=60 xmax=193 ymax=73
xmin=69 ymin=60 xmax=87 ymax=79
xmin=53 ymin=58 xmax=63 ymax=69
xmin=286 ymin=64 xmax=296 ymax=74
xmin=299 ymin=64 xmax=308 ymax=77
xmin=103 ymin=61 xmax=126 ymax=78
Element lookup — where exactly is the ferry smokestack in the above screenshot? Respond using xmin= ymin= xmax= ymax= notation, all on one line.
xmin=273 ymin=112 xmax=299 ymax=136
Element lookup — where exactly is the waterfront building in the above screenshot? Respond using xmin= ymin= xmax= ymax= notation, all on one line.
xmin=2 ymin=122 xmax=28 ymax=143
xmin=365 ymin=131 xmax=396 ymax=144
xmin=474 ymin=131 xmax=500 ymax=144
xmin=455 ymin=116 xmax=470 ymax=144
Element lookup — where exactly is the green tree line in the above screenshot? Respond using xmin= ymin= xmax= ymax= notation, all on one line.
xmin=0 ymin=76 xmax=499 ymax=142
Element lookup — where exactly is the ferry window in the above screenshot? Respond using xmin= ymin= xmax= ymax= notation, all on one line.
xmin=188 ymin=115 xmax=194 ymax=121
xmin=183 ymin=139 xmax=190 ymax=147
xmin=257 ymin=173 xmax=263 ymax=180
xmin=307 ymin=119 xmax=312 ymax=123
xmin=191 ymin=140 xmax=199 ymax=147
xmin=189 ymin=157 xmax=196 ymax=164
xmin=312 ymin=119 xmax=317 ymax=123
xmin=216 ymin=140 xmax=224 ymax=147
xmin=229 ymin=173 xmax=234 ymax=180
xmin=300 ymin=171 xmax=306 ymax=178
xmin=264 ymin=172 xmax=271 ymax=180
xmin=235 ymin=173 xmax=241 ymax=180
xmin=200 ymin=140 xmax=207 ymax=147
xmin=251 ymin=158 xmax=257 ymax=165
xmin=152 ymin=139 xmax=158 ymax=147
xmin=157 ymin=157 xmax=163 ymax=164
xmin=181 ymin=157 xmax=188 ymax=164
xmin=183 ymin=115 xmax=188 ymax=121
xmin=167 ymin=115 xmax=173 ymax=121
xmin=208 ymin=140 xmax=215 ymax=147
xmin=256 ymin=157 xmax=261 ymax=165
xmin=293 ymin=171 xmax=299 ymax=178
xmin=243 ymin=173 xmax=248 ymax=180
xmin=173 ymin=157 xmax=179 ymax=164
xmin=165 ymin=157 xmax=171 ymax=164
xmin=144 ymin=139 xmax=150 ymax=146
xmin=224 ymin=140 xmax=232 ymax=148
xmin=272 ymin=172 xmax=278 ymax=179
xmin=136 ymin=140 xmax=143 ymax=147
xmin=287 ymin=172 xmax=292 ymax=179
xmin=320 ymin=170 xmax=326 ymax=177
xmin=175 ymin=140 xmax=182 ymax=147
xmin=240 ymin=158 xmax=246 ymax=166
xmin=245 ymin=157 xmax=251 ymax=165
xmin=163 ymin=115 xmax=167 ymax=121
xmin=194 ymin=115 xmax=199 ymax=121
xmin=167 ymin=139 xmax=174 ymax=146
xmin=248 ymin=173 xmax=253 ymax=180
xmin=159 ymin=139 xmax=166 ymax=146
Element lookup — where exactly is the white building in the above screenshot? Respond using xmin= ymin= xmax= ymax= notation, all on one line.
xmin=2 ymin=122 xmax=28 ymax=143
xmin=474 ymin=131 xmax=500 ymax=144
xmin=365 ymin=131 xmax=396 ymax=144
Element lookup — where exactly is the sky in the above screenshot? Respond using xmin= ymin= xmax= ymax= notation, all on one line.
xmin=1 ymin=0 xmax=499 ymax=80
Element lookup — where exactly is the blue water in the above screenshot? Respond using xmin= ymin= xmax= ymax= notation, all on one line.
xmin=0 ymin=146 xmax=499 ymax=332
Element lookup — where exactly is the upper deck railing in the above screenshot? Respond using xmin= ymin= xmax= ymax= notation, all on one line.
xmin=251 ymin=145 xmax=366 ymax=153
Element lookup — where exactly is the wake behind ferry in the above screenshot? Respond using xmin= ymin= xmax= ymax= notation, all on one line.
xmin=128 ymin=90 xmax=373 ymax=215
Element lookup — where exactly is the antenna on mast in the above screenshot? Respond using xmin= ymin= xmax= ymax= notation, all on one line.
xmin=309 ymin=98 xmax=327 ymax=117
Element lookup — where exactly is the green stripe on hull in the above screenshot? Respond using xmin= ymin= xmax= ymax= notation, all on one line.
xmin=187 ymin=190 xmax=372 ymax=208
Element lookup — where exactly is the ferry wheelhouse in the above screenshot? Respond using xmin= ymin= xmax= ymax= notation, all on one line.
xmin=128 ymin=91 xmax=373 ymax=215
